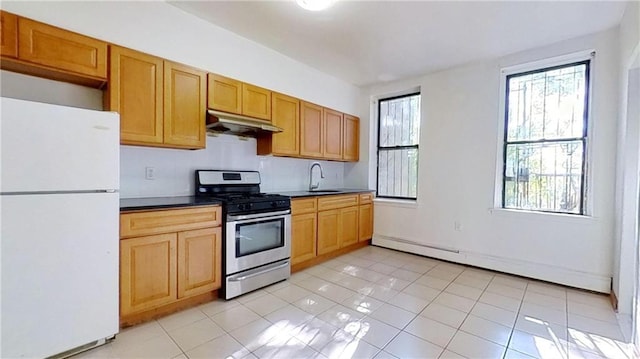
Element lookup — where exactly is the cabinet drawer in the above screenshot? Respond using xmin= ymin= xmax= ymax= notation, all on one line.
xmin=121 ymin=206 xmax=221 ymax=238
xmin=292 ymin=198 xmax=317 ymax=215
xmin=317 ymin=194 xmax=358 ymax=211
xmin=359 ymin=193 xmax=373 ymax=204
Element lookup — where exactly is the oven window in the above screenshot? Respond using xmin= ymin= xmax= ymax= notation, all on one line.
xmin=235 ymin=218 xmax=285 ymax=257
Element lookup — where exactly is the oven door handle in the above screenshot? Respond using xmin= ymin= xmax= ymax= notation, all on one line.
xmin=228 ymin=261 xmax=290 ymax=282
xmin=227 ymin=210 xmax=291 ymax=222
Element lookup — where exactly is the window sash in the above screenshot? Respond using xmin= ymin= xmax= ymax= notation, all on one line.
xmin=501 ymin=61 xmax=590 ymax=215
xmin=377 ymin=93 xmax=420 ymax=200
xmin=377 ymin=146 xmax=419 ymax=200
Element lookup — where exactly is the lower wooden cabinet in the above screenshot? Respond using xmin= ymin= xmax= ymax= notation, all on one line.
xmin=291 ymin=193 xmax=373 ymax=268
xmin=317 ymin=209 xmax=340 ymax=255
xmin=291 ymin=212 xmax=317 ymax=265
xmin=119 ymin=206 xmax=222 ymax=319
xmin=120 ymin=233 xmax=177 ymax=315
xmin=358 ymin=203 xmax=373 ymax=242
xmin=340 ymin=206 xmax=359 ymax=247
xmin=177 ymin=227 xmax=222 ymax=298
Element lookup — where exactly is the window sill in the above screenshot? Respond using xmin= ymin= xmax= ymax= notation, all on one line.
xmin=373 ymin=198 xmax=418 ymax=208
xmin=489 ymin=207 xmax=597 ymax=222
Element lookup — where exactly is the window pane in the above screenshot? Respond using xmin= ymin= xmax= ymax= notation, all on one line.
xmin=378 ymin=148 xmax=418 ymax=198
xmin=379 ymin=94 xmax=421 ymax=147
xmin=504 ymin=140 xmax=584 ymax=213
xmin=507 ymin=64 xmax=586 ymax=142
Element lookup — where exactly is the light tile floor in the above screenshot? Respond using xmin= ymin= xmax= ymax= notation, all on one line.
xmin=75 ymin=246 xmax=636 ymax=359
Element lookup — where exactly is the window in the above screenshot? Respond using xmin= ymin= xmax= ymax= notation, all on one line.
xmin=502 ymin=61 xmax=590 ymax=214
xmin=377 ymin=93 xmax=421 ymax=200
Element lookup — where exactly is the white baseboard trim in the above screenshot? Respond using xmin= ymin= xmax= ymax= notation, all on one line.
xmin=372 ymin=234 xmax=611 ymax=293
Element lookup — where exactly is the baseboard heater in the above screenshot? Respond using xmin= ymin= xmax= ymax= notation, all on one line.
xmin=376 ymin=235 xmax=460 ymax=254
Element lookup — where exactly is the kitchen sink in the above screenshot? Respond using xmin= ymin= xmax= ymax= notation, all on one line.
xmin=308 ymin=190 xmax=342 ymax=194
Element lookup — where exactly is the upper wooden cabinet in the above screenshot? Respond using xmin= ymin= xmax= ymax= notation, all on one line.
xmin=300 ymin=101 xmax=324 ymax=158
xmin=18 ymin=17 xmax=107 ymax=79
xmin=108 ymin=46 xmax=206 ymax=149
xmin=257 ymin=92 xmax=300 ymax=157
xmin=323 ymin=108 xmax=343 ymax=160
xmin=207 ymin=74 xmax=242 ymax=114
xmin=343 ymin=114 xmax=359 ymax=161
xmin=207 ymin=73 xmax=271 ymax=120
xmin=298 ymin=103 xmax=359 ymax=162
xmin=242 ymin=83 xmax=271 ymax=120
xmin=0 ymin=11 xmax=18 ymax=58
xmin=1 ymin=13 xmax=108 ymax=87
xmin=164 ymin=61 xmax=206 ymax=148
xmin=108 ymin=46 xmax=163 ymax=145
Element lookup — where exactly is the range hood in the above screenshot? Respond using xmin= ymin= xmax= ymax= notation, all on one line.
xmin=206 ymin=109 xmax=283 ymax=137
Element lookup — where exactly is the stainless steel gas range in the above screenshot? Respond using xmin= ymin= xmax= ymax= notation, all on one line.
xmin=195 ymin=170 xmax=291 ymax=299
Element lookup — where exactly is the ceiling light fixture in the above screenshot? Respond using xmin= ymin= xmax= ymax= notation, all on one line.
xmin=296 ymin=0 xmax=336 ymax=11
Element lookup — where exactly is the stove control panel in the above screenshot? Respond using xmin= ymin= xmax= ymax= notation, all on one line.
xmin=225 ymin=197 xmax=291 ymax=215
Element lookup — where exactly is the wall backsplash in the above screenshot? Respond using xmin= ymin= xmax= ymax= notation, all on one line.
xmin=121 ymin=134 xmax=345 ymax=198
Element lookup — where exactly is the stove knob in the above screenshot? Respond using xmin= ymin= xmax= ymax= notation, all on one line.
xmin=247 ymin=203 xmax=253 ymax=210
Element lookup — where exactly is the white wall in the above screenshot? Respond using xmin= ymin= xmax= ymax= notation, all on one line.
xmin=366 ymin=28 xmax=620 ymax=292
xmin=612 ymin=0 xmax=640 ymax=333
xmin=0 ymin=1 xmax=365 ymax=197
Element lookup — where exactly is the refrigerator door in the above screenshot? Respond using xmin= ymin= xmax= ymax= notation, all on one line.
xmin=0 ymin=97 xmax=119 ymax=193
xmin=1 ymin=192 xmax=119 ymax=358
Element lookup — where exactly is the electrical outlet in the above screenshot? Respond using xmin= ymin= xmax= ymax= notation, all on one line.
xmin=454 ymin=221 xmax=462 ymax=231
xmin=145 ymin=167 xmax=155 ymax=180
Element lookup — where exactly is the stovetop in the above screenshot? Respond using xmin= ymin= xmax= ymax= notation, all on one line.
xmin=195 ymin=169 xmax=291 ymax=215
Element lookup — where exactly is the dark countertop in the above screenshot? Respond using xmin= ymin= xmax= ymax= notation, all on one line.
xmin=120 ymin=196 xmax=222 ymax=211
xmin=120 ymin=189 xmax=373 ymax=211
xmin=271 ymin=188 xmax=374 ymax=198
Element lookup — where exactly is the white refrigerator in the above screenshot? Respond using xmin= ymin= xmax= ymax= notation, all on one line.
xmin=0 ymin=97 xmax=120 ymax=358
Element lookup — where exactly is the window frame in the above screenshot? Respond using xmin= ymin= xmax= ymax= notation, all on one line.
xmin=376 ymin=92 xmax=421 ymax=201
xmin=500 ymin=60 xmax=591 ymax=215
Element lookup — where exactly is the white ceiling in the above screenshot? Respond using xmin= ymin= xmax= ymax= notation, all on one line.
xmin=169 ymin=1 xmax=628 ymax=86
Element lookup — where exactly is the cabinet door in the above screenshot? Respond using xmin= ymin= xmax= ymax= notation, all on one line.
xmin=300 ymin=101 xmax=324 ymax=158
xmin=317 ymin=209 xmax=340 ymax=255
xmin=207 ymin=73 xmax=242 ymax=114
xmin=1 ymin=11 xmax=18 ymax=58
xmin=120 ymin=233 xmax=177 ymax=316
xmin=358 ymin=203 xmax=373 ymax=242
xmin=323 ymin=108 xmax=343 ymax=160
xmin=164 ymin=61 xmax=206 ymax=149
xmin=291 ymin=213 xmax=317 ymax=265
xmin=242 ymin=83 xmax=271 ymax=120
xmin=343 ymin=114 xmax=359 ymax=161
xmin=18 ymin=17 xmax=107 ymax=78
xmin=177 ymin=227 xmax=222 ymax=298
xmin=271 ymin=92 xmax=300 ymax=156
xmin=339 ymin=206 xmax=359 ymax=247
xmin=109 ymin=46 xmax=164 ymax=145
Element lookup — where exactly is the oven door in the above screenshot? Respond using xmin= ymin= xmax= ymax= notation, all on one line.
xmin=226 ymin=210 xmax=291 ymax=275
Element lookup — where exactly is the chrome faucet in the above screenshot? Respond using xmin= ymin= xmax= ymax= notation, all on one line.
xmin=309 ymin=162 xmax=325 ymax=191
